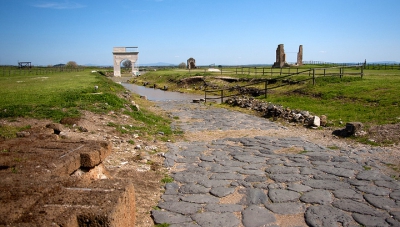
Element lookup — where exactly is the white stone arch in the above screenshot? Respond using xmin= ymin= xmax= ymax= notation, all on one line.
xmin=113 ymin=47 xmax=139 ymax=77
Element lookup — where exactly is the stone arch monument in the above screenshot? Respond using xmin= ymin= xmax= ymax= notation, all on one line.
xmin=113 ymin=47 xmax=139 ymax=77
xmin=187 ymin=58 xmax=196 ymax=69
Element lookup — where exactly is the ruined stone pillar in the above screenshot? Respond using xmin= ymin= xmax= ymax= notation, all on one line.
xmin=273 ymin=44 xmax=286 ymax=68
xmin=297 ymin=45 xmax=303 ymax=66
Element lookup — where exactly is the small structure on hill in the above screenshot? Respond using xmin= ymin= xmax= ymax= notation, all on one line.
xmin=187 ymin=58 xmax=196 ymax=69
xmin=113 ymin=47 xmax=139 ymax=77
xmin=18 ymin=62 xmax=31 ymax=69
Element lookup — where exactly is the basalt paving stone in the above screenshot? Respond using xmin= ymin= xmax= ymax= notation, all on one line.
xmin=209 ymin=186 xmax=235 ymax=198
xmin=242 ymin=205 xmax=277 ymax=227
xmin=314 ymin=165 xmax=356 ymax=178
xmin=169 ymin=222 xmax=200 ymax=227
xmin=165 ymin=182 xmax=180 ymax=195
xmin=347 ymin=179 xmax=371 ymax=186
xmin=306 ymin=153 xmax=332 ymax=161
xmin=176 ymin=157 xmax=200 ymax=163
xmin=180 ymin=194 xmax=220 ymax=204
xmin=197 ymin=179 xmax=231 ymax=188
xmin=331 ymin=156 xmax=351 ymax=162
xmin=364 ymin=194 xmax=399 ymax=210
xmin=266 ymin=158 xmax=288 ymax=165
xmin=210 ymin=173 xmax=244 ymax=180
xmin=242 ymin=188 xmax=269 ymax=205
xmin=305 ymin=205 xmax=356 ymax=227
xmin=237 ymin=180 xmax=254 ymax=188
xmin=162 ymin=195 xmax=181 ymax=202
xmin=356 ymin=170 xmax=393 ymax=181
xmin=218 ymin=160 xmax=245 ymax=167
xmin=266 ymin=165 xmax=300 ymax=174
xmin=237 ymin=169 xmax=266 ymax=175
xmin=286 ymin=183 xmax=313 ymax=192
xmin=375 ymin=180 xmax=400 ymax=190
xmin=191 ymin=212 xmax=240 ymax=227
xmin=332 ymin=189 xmax=364 ymax=201
xmin=204 ymin=204 xmax=244 ymax=213
xmin=390 ymin=211 xmax=400 ymax=221
xmin=253 ymin=183 xmax=269 ymax=190
xmin=300 ymin=189 xmax=333 ymax=205
xmin=356 ymin=185 xmax=391 ymax=196
xmin=242 ymin=163 xmax=265 ymax=170
xmin=232 ymin=155 xmax=266 ymax=163
xmin=351 ymin=213 xmax=390 ymax=227
xmin=303 ymin=179 xmax=352 ymax=190
xmin=173 ymin=174 xmax=210 ymax=184
xmin=151 ymin=210 xmax=192 ymax=225
xmin=268 ymin=189 xmax=300 ymax=203
xmin=244 ymin=175 xmax=268 ymax=182
xmin=265 ymin=202 xmax=305 ymax=215
xmin=210 ymin=165 xmax=241 ymax=173
xmin=269 ymin=173 xmax=310 ymax=182
xmin=332 ymin=199 xmax=388 ymax=217
xmin=390 ymin=190 xmax=400 ymax=200
xmin=179 ymin=183 xmax=210 ymax=194
xmin=311 ymin=173 xmax=343 ymax=181
xmin=333 ymin=162 xmax=364 ymax=171
xmin=157 ymin=201 xmax=203 ymax=215
xmin=283 ymin=162 xmax=312 ymax=167
xmin=312 ymin=161 xmax=335 ymax=166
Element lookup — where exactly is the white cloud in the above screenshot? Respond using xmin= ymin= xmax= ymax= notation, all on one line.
xmin=33 ymin=1 xmax=85 ymax=9
xmin=319 ymin=51 xmax=327 ymax=54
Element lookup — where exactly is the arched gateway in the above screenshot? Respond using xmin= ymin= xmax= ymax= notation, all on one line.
xmin=113 ymin=47 xmax=139 ymax=77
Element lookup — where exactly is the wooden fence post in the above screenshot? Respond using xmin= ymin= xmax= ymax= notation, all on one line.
xmin=280 ymin=68 xmax=282 ymax=76
xmin=221 ymin=90 xmax=224 ymax=103
xmin=312 ymin=69 xmax=315 ymax=85
xmin=361 ymin=66 xmax=364 ymax=78
xmin=264 ymin=80 xmax=268 ymax=98
xmin=204 ymin=91 xmax=207 ymax=103
xmin=324 ymin=69 xmax=326 ymax=76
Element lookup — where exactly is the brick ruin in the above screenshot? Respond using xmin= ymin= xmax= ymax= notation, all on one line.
xmin=0 ymin=125 xmax=136 ymax=226
xmin=272 ymin=44 xmax=303 ymax=68
xmin=297 ymin=45 xmax=303 ymax=66
xmin=187 ymin=58 xmax=196 ymax=69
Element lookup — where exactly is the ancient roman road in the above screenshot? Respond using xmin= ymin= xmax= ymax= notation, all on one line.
xmin=151 ymin=100 xmax=400 ymax=227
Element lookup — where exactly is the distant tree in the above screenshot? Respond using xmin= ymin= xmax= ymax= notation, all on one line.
xmin=122 ymin=60 xmax=132 ymax=68
xmin=66 ymin=61 xmax=78 ymax=68
xmin=178 ymin=62 xmax=186 ymax=69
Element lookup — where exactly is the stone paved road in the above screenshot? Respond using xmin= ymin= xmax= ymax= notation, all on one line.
xmin=152 ymin=101 xmax=400 ymax=227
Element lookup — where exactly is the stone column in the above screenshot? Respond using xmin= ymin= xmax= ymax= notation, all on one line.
xmin=273 ymin=44 xmax=286 ymax=68
xmin=297 ymin=45 xmax=303 ymax=66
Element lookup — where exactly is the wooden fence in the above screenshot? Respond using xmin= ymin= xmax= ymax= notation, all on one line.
xmin=1 ymin=66 xmax=84 ymax=77
xmin=204 ymin=66 xmax=364 ymax=103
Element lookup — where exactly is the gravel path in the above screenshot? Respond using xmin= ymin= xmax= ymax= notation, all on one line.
xmin=152 ymin=100 xmax=400 ymax=227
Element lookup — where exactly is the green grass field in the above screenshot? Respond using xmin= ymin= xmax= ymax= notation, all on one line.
xmin=134 ymin=66 xmax=400 ymax=127
xmin=0 ymin=67 xmax=175 ymax=140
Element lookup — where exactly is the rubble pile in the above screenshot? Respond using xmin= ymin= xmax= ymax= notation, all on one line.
xmin=225 ymin=96 xmax=327 ymax=127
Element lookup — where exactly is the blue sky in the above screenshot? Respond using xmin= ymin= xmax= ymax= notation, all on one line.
xmin=1 ymin=0 xmax=399 ymax=66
